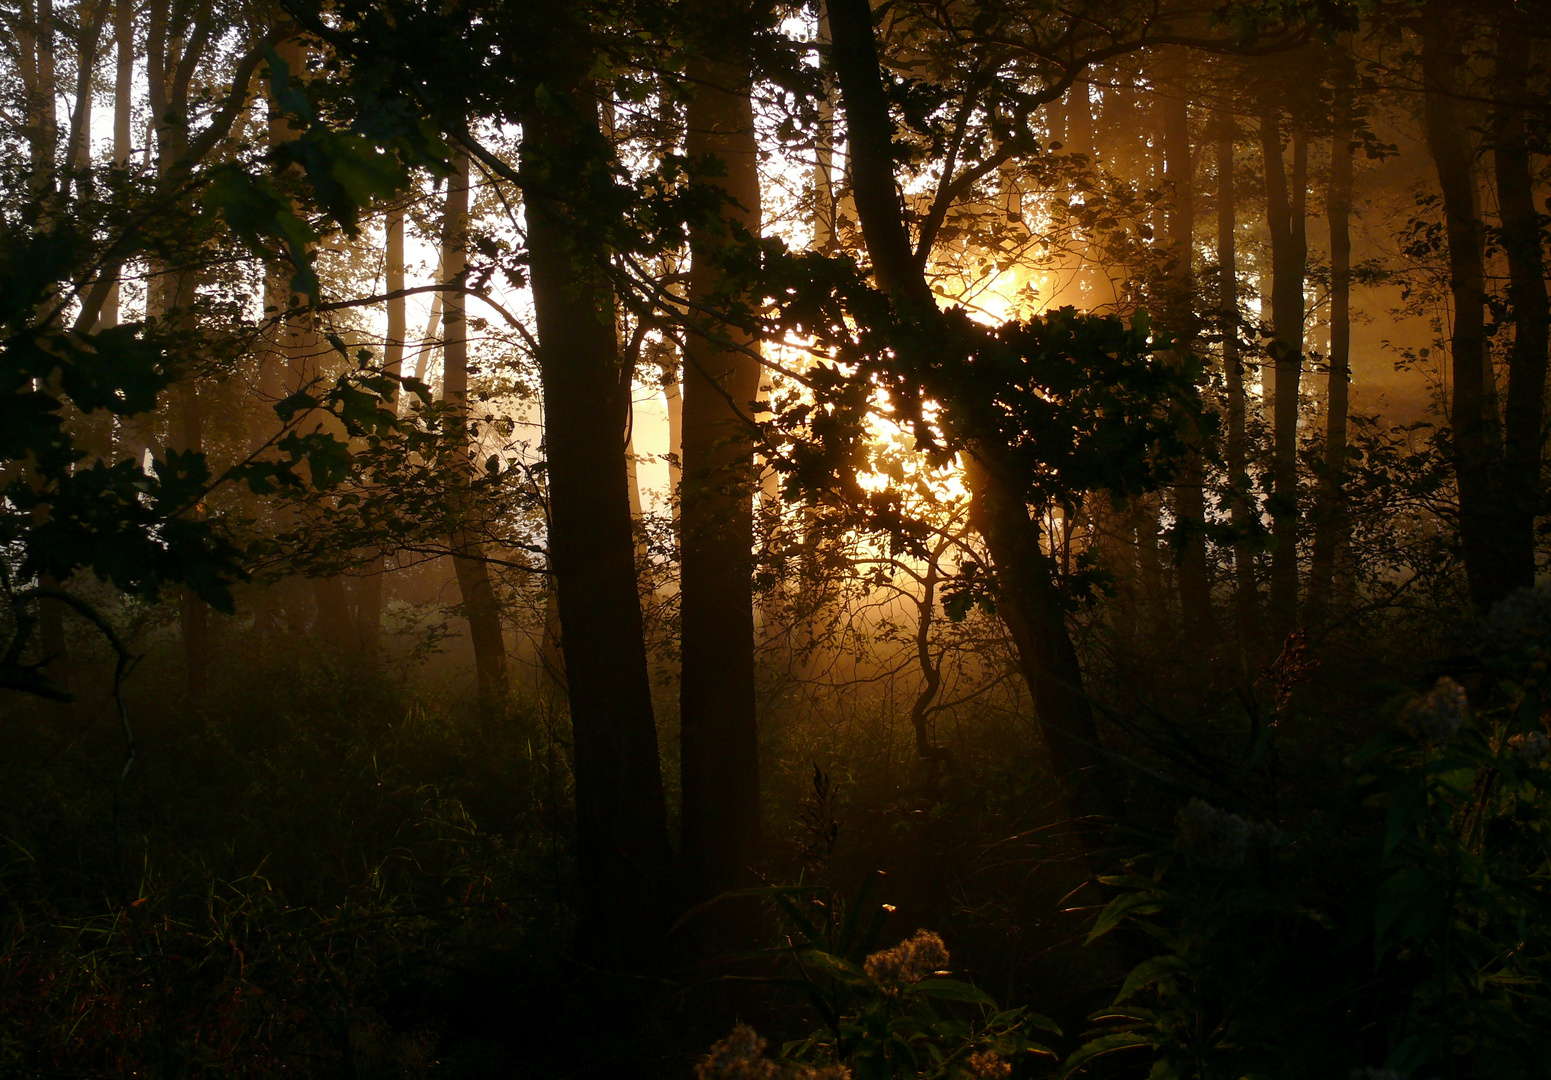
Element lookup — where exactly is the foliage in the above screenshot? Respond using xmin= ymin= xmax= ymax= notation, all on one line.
xmin=1068 ymin=611 xmax=1551 ymax=1079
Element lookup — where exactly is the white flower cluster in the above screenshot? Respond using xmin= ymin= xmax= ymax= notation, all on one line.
xmin=1402 ymin=677 xmax=1471 ymax=745
xmin=1174 ymin=798 xmax=1255 ymax=868
xmin=1483 ymin=581 xmax=1551 ymax=654
xmin=863 ymin=928 xmax=951 ymax=989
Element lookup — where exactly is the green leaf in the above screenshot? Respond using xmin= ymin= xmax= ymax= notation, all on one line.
xmin=1088 ymin=890 xmax=1163 ymax=943
xmin=1115 ymin=955 xmax=1187 ymax=1002
xmin=1060 ymin=1033 xmax=1153 ymax=1078
xmin=909 ymin=978 xmax=994 ymax=1005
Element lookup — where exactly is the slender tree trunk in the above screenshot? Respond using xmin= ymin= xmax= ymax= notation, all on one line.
xmin=1310 ymin=43 xmax=1355 ymax=615
xmin=678 ymin=31 xmax=765 ymax=902
xmin=65 ymin=0 xmax=107 ymax=173
xmin=356 ymin=209 xmax=406 ymax=658
xmin=813 ymin=1 xmax=836 ymax=255
xmin=521 ymin=86 xmax=672 ymax=958
xmin=1421 ymin=0 xmax=1503 ymax=610
xmin=1160 ymin=75 xmax=1212 ymax=635
xmin=100 ymin=0 xmax=133 ymax=336
xmin=1217 ymin=110 xmax=1258 ymax=648
xmin=1258 ymin=113 xmax=1307 ymax=637
xmin=441 ymin=151 xmax=508 ymax=718
xmin=1491 ymin=12 xmax=1547 ymax=598
xmin=829 ymin=0 xmax=1112 ymax=819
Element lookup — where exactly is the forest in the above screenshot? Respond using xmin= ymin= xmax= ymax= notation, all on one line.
xmin=3 ymin=0 xmax=1551 ymax=1075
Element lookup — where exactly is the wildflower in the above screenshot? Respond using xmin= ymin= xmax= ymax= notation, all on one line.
xmin=1506 ymin=731 xmax=1551 ymax=765
xmin=966 ymin=1050 xmax=1012 ymax=1079
xmin=1482 ymin=581 xmax=1551 ymax=654
xmin=1402 ymin=677 xmax=1471 ymax=744
xmin=864 ymin=928 xmax=950 ymax=988
xmin=697 ymin=1026 xmax=779 ymax=1080
xmin=1174 ymin=798 xmax=1254 ymax=868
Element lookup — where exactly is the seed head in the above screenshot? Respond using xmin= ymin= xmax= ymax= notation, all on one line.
xmin=864 ymin=928 xmax=950 ymax=988
xmin=1507 ymin=731 xmax=1551 ymax=765
xmin=697 ymin=1026 xmax=779 ymax=1080
xmin=966 ymin=1050 xmax=1012 ymax=1080
xmin=1403 ymin=677 xmax=1471 ymax=744
xmin=790 ymin=1066 xmax=851 ymax=1080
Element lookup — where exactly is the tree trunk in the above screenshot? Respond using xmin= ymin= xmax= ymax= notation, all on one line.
xmin=678 ymin=34 xmax=764 ymax=902
xmin=1217 ymin=110 xmax=1257 ymax=649
xmin=1310 ymin=43 xmax=1355 ymax=616
xmin=1491 ymin=11 xmax=1547 ymax=599
xmin=65 ymin=0 xmax=108 ymax=173
xmin=828 ymin=0 xmax=1113 ymax=819
xmin=1258 ymin=113 xmax=1307 ymax=637
xmin=441 ymin=150 xmax=509 ymax=719
xmin=521 ymin=87 xmax=672 ymax=958
xmin=1159 ymin=75 xmax=1212 ymax=635
xmin=356 ymin=208 xmax=407 ymax=659
xmin=1421 ymin=0 xmax=1503 ymax=610
xmin=100 ymin=0 xmax=133 ymax=335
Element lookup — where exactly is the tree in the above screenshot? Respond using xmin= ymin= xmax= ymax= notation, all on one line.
xmin=678 ymin=1 xmax=767 ymax=904
xmin=521 ymin=73 xmax=673 ymax=957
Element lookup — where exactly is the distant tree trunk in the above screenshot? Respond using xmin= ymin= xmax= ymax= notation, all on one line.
xmin=829 ymin=0 xmax=1112 ymax=820
xmin=100 ymin=0 xmax=133 ymax=334
xmin=521 ymin=85 xmax=672 ymax=958
xmin=441 ymin=151 xmax=509 ymax=718
xmin=65 ymin=0 xmax=108 ymax=173
xmin=21 ymin=0 xmax=58 ymax=170
xmin=1217 ymin=110 xmax=1257 ymax=648
xmin=1258 ymin=112 xmax=1307 ymax=637
xmin=678 ymin=28 xmax=764 ymax=903
xmin=813 ymin=0 xmax=836 ymax=255
xmin=1421 ymin=0 xmax=1505 ymax=610
xmin=356 ymin=208 xmax=407 ymax=658
xmin=147 ymin=8 xmax=217 ymax=696
xmin=1310 ymin=43 xmax=1355 ymax=616
xmin=1159 ymin=74 xmax=1212 ymax=635
xmin=664 ymin=366 xmax=684 ymax=518
xmin=1491 ymin=11 xmax=1547 ymax=600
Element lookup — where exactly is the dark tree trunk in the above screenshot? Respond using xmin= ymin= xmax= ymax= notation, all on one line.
xmin=1258 ymin=113 xmax=1307 ymax=637
xmin=1217 ymin=110 xmax=1258 ymax=649
xmin=1159 ymin=76 xmax=1212 ymax=635
xmin=441 ymin=151 xmax=509 ymax=720
xmin=1491 ymin=11 xmax=1547 ymax=599
xmin=679 ymin=34 xmax=764 ymax=902
xmin=829 ymin=0 xmax=1112 ymax=819
xmin=521 ymin=87 xmax=672 ymax=958
xmin=1421 ymin=0 xmax=1505 ymax=610
xmin=1310 ymin=43 xmax=1355 ymax=616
